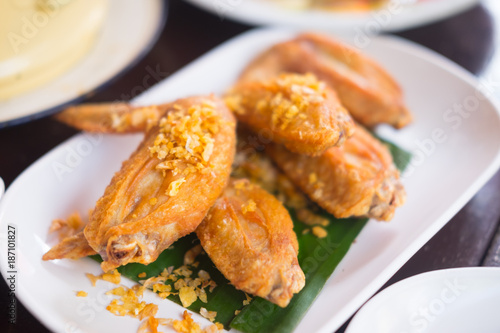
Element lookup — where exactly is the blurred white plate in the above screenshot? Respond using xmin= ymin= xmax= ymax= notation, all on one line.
xmin=346 ymin=267 xmax=500 ymax=333
xmin=0 ymin=178 xmax=4 ymax=201
xmin=1 ymin=28 xmax=500 ymax=333
xmin=0 ymin=0 xmax=166 ymax=127
xmin=186 ymin=0 xmax=479 ymax=32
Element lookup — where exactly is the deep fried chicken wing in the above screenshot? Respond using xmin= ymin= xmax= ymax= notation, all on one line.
xmin=42 ymin=232 xmax=96 ymax=260
xmin=225 ymin=73 xmax=355 ymax=155
xmin=267 ymin=125 xmax=405 ymax=221
xmin=196 ymin=178 xmax=305 ymax=307
xmin=239 ymin=32 xmax=412 ymax=128
xmin=55 ymin=102 xmax=166 ymax=133
xmin=83 ymin=96 xmax=236 ymax=271
xmin=43 ymin=212 xmax=96 ymax=261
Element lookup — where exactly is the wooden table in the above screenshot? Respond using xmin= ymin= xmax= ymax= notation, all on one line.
xmin=1 ymin=0 xmax=500 ymax=331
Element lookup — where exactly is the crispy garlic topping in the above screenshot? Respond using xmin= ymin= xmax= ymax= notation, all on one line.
xmin=227 ymin=73 xmax=327 ymax=131
xmin=149 ymin=101 xmax=221 ymax=195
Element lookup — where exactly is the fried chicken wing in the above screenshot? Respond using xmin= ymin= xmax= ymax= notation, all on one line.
xmin=43 ymin=212 xmax=96 ymax=261
xmin=267 ymin=125 xmax=405 ymax=221
xmin=83 ymin=96 xmax=236 ymax=271
xmin=225 ymin=73 xmax=355 ymax=155
xmin=196 ymin=178 xmax=305 ymax=307
xmin=42 ymin=232 xmax=96 ymax=260
xmin=55 ymin=102 xmax=166 ymax=133
xmin=239 ymin=33 xmax=412 ymax=128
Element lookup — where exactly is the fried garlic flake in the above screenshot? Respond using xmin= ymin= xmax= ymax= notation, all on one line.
xmin=138 ymin=316 xmax=160 ymax=333
xmin=241 ymin=199 xmax=257 ymax=214
xmin=168 ymin=311 xmax=223 ymax=333
xmin=312 ymin=226 xmax=328 ymax=239
xmin=138 ymin=251 xmax=218 ymax=311
xmin=296 ymin=208 xmax=330 ymax=227
xmin=179 ymin=286 xmax=198 ymax=308
xmin=85 ymin=273 xmax=99 ymax=287
xmin=150 ymin=101 xmax=221 ymax=196
xmin=166 ymin=177 xmax=186 ymax=197
xmin=102 ymin=269 xmax=121 ymax=284
xmin=85 ymin=269 xmax=121 ymax=286
xmin=243 ymin=293 xmax=253 ymax=306
xmin=265 ymin=73 xmax=326 ymax=130
xmin=106 ymin=286 xmax=157 ymax=318
xmin=184 ymin=244 xmax=203 ymax=266
xmin=199 ymin=307 xmax=217 ymax=322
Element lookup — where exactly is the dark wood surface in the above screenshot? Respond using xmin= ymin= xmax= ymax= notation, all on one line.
xmin=1 ymin=0 xmax=500 ymax=332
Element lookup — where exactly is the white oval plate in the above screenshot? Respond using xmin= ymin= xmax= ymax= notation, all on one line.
xmin=346 ymin=267 xmax=500 ymax=333
xmin=185 ymin=0 xmax=479 ymax=32
xmin=1 ymin=28 xmax=500 ymax=333
xmin=0 ymin=0 xmax=166 ymax=127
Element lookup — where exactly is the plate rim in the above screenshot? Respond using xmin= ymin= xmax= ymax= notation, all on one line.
xmin=184 ymin=0 xmax=480 ymax=32
xmin=0 ymin=0 xmax=168 ymax=129
xmin=345 ymin=266 xmax=500 ymax=333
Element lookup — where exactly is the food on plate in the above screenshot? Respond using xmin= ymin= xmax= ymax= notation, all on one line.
xmin=86 ymin=95 xmax=235 ymax=271
xmin=42 ymin=231 xmax=96 ymax=260
xmin=196 ymin=178 xmax=305 ymax=307
xmin=0 ymin=0 xmax=108 ymax=100
xmin=43 ymin=31 xmax=409 ymax=331
xmin=271 ymin=0 xmax=389 ymax=11
xmin=44 ymin=95 xmax=236 ymax=271
xmin=46 ymin=211 xmax=86 ymax=240
xmin=313 ymin=0 xmax=389 ymax=11
xmin=267 ymin=124 xmax=406 ymax=221
xmin=238 ymin=32 xmax=412 ymax=128
xmin=42 ymin=211 xmax=96 ymax=260
xmin=71 ymin=266 xmax=225 ymax=332
xmin=86 ymin=269 xmax=121 ymax=286
xmin=55 ymin=102 xmax=166 ymax=133
xmin=137 ymin=310 xmax=223 ymax=333
xmin=225 ymin=73 xmax=355 ymax=155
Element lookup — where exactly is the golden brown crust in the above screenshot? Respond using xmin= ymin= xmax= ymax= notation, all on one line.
xmin=226 ymin=73 xmax=355 ymax=156
xmin=267 ymin=125 xmax=406 ymax=221
xmin=84 ymin=96 xmax=236 ymax=271
xmin=238 ymin=32 xmax=412 ymax=129
xmin=42 ymin=232 xmax=97 ymax=260
xmin=55 ymin=103 xmax=166 ymax=133
xmin=196 ymin=178 xmax=305 ymax=307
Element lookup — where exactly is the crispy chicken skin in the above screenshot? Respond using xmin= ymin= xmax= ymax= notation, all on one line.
xmin=83 ymin=96 xmax=236 ymax=271
xmin=225 ymin=73 xmax=355 ymax=156
xmin=239 ymin=32 xmax=412 ymax=128
xmin=267 ymin=125 xmax=405 ymax=221
xmin=42 ymin=232 xmax=96 ymax=260
xmin=55 ymin=102 xmax=166 ymax=133
xmin=43 ymin=212 xmax=96 ymax=261
xmin=196 ymin=178 xmax=305 ymax=307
